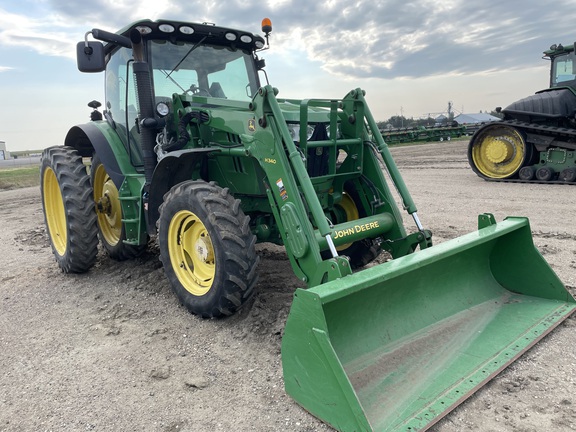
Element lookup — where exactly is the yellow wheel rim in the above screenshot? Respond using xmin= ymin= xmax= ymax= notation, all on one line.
xmin=471 ymin=127 xmax=526 ymax=178
xmin=168 ymin=210 xmax=215 ymax=296
xmin=43 ymin=167 xmax=67 ymax=256
xmin=93 ymin=164 xmax=122 ymax=246
xmin=336 ymin=193 xmax=360 ymax=251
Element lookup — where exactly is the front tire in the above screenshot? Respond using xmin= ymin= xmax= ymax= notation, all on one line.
xmin=41 ymin=146 xmax=98 ymax=273
xmin=158 ymin=181 xmax=259 ymax=318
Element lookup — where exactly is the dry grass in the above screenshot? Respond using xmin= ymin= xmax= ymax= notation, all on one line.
xmin=0 ymin=166 xmax=40 ymax=190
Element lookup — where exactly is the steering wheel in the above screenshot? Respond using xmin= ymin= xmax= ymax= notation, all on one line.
xmin=188 ymin=84 xmax=212 ymax=97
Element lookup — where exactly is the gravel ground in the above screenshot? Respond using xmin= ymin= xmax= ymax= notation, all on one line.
xmin=1 ymin=139 xmax=575 ymax=431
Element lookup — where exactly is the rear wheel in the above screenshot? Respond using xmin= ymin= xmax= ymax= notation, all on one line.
xmin=40 ymin=146 xmax=98 ymax=273
xmin=158 ymin=180 xmax=259 ymax=318
xmin=468 ymin=124 xmax=531 ymax=179
xmin=91 ymin=154 xmax=146 ymax=260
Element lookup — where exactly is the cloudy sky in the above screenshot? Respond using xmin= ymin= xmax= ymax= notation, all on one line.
xmin=0 ymin=0 xmax=574 ymax=151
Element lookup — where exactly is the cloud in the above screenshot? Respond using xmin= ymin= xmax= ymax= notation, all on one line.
xmin=0 ymin=1 xmax=179 ymax=58
xmin=0 ymin=1 xmax=572 ymax=79
xmin=0 ymin=8 xmax=79 ymax=58
xmin=0 ymin=66 xmax=14 ymax=72
xmin=162 ymin=0 xmax=573 ymax=79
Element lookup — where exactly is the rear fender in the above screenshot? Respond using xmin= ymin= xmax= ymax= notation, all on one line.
xmin=64 ymin=122 xmax=138 ymax=188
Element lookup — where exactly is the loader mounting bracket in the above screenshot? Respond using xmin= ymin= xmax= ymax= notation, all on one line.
xmin=381 ymin=229 xmax=433 ymax=258
xmin=478 ymin=213 xmax=497 ymax=229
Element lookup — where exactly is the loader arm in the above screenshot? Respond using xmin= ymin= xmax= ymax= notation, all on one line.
xmin=246 ymin=86 xmax=353 ymax=285
xmin=241 ymin=85 xmax=431 ymax=287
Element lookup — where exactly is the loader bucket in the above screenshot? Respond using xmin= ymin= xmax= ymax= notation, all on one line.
xmin=282 ymin=216 xmax=576 ymax=432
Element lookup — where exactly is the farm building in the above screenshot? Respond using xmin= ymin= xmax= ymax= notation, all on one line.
xmin=0 ymin=141 xmax=9 ymax=160
xmin=454 ymin=113 xmax=500 ymax=134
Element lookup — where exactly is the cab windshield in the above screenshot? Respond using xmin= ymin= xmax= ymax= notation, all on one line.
xmin=150 ymin=39 xmax=259 ymax=101
xmin=551 ymin=51 xmax=576 ymax=88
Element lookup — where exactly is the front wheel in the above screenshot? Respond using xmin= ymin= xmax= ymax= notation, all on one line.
xmin=40 ymin=146 xmax=98 ymax=273
xmin=158 ymin=181 xmax=259 ymax=318
xmin=327 ymin=189 xmax=381 ymax=269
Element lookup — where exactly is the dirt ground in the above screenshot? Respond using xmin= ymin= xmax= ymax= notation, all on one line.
xmin=1 ymin=139 xmax=575 ymax=432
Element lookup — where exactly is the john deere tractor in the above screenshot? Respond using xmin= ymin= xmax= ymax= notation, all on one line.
xmin=468 ymin=42 xmax=576 ymax=183
xmin=40 ymin=19 xmax=576 ymax=431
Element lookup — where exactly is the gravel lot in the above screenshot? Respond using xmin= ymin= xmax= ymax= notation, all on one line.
xmin=1 ymin=139 xmax=575 ymax=431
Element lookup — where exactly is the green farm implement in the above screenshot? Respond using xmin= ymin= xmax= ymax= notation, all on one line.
xmin=40 ymin=18 xmax=575 ymax=431
xmin=380 ymin=124 xmax=465 ymax=144
xmin=468 ymin=42 xmax=576 ymax=183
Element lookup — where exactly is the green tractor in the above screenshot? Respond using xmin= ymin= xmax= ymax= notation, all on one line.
xmin=468 ymin=42 xmax=576 ymax=183
xmin=41 ymin=19 xmax=575 ymax=431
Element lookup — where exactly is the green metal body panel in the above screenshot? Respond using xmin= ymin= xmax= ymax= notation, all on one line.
xmin=117 ymin=174 xmax=146 ymax=245
xmin=282 ymin=216 xmax=576 ymax=431
xmin=90 ymin=121 xmax=144 ymax=177
xmin=535 ymin=147 xmax=576 ymax=172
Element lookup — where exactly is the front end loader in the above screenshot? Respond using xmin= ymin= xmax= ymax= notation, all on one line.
xmin=40 ymin=19 xmax=576 ymax=431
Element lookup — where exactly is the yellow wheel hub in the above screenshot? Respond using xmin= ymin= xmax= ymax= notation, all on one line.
xmin=168 ymin=210 xmax=215 ymax=296
xmin=93 ymin=164 xmax=122 ymax=246
xmin=484 ymin=139 xmax=513 ymax=164
xmin=336 ymin=193 xmax=359 ymax=251
xmin=43 ymin=167 xmax=67 ymax=256
xmin=471 ymin=127 xmax=526 ymax=178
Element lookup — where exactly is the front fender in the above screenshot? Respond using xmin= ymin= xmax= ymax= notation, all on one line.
xmin=147 ymin=148 xmax=218 ymax=232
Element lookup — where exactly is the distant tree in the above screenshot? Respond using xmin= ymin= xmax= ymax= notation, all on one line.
xmin=377 ymin=115 xmax=438 ymax=129
xmin=388 ymin=115 xmax=409 ymax=128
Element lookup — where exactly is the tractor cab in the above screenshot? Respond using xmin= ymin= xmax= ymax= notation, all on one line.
xmin=77 ymin=20 xmax=267 ymax=165
xmin=544 ymin=43 xmax=576 ymax=90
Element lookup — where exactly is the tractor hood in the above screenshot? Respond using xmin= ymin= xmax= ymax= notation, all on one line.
xmin=503 ymin=88 xmax=576 ymax=122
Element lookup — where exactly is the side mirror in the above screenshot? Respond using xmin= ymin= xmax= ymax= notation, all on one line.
xmin=76 ymin=41 xmax=105 ymax=73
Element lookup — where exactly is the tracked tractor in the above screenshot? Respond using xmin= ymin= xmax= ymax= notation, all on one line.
xmin=40 ymin=19 xmax=576 ymax=431
xmin=468 ymin=42 xmax=576 ymax=183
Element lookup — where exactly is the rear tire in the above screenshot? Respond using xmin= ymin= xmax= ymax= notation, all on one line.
xmin=158 ymin=180 xmax=259 ymax=318
xmin=91 ymin=154 xmax=147 ymax=260
xmin=40 ymin=146 xmax=98 ymax=273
